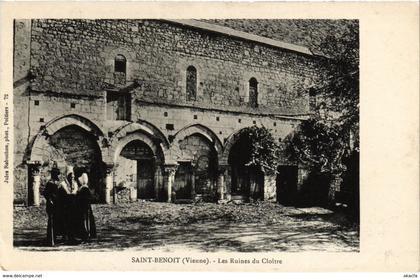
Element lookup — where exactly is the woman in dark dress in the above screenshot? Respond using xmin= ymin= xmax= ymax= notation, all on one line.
xmin=76 ymin=173 xmax=97 ymax=241
xmin=43 ymin=166 xmax=63 ymax=246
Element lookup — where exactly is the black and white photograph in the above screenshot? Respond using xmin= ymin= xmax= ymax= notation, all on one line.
xmin=1 ymin=1 xmax=418 ymax=273
xmin=12 ymin=18 xmax=360 ymax=252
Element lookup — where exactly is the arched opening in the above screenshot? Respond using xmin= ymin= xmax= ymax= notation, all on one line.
xmin=228 ymin=132 xmax=264 ymax=201
xmin=249 ymin=77 xmax=258 ymax=108
xmin=41 ymin=125 xmax=103 ymax=202
xmin=114 ymin=54 xmax=127 ymax=85
xmin=115 ymin=140 xmax=160 ymax=200
xmin=175 ymin=133 xmax=218 ymax=201
xmin=186 ymin=66 xmax=197 ymax=101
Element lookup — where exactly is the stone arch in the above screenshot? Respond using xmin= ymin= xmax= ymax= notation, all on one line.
xmin=220 ymin=127 xmax=252 ymax=166
xmin=172 ymin=124 xmax=223 ymax=162
xmin=136 ymin=120 xmax=170 ymax=148
xmin=109 ymin=132 xmax=165 ymax=165
xmin=222 ymin=127 xmax=265 ymax=200
xmin=28 ymin=114 xmax=104 ymax=163
xmin=171 ymin=124 xmax=221 ymax=200
xmin=110 ymin=129 xmax=167 ymax=202
xmin=106 ymin=122 xmax=169 ymax=165
xmin=27 ymin=115 xmax=105 ymax=202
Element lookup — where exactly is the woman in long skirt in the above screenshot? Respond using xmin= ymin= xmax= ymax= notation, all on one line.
xmin=76 ymin=173 xmax=97 ymax=241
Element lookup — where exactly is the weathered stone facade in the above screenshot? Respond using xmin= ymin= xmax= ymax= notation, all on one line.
xmin=13 ymin=19 xmax=325 ymax=205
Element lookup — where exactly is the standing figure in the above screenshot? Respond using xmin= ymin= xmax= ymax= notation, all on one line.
xmin=60 ymin=166 xmax=79 ymax=243
xmin=43 ymin=164 xmax=62 ymax=246
xmin=63 ymin=166 xmax=78 ymax=194
xmin=76 ymin=173 xmax=97 ymax=241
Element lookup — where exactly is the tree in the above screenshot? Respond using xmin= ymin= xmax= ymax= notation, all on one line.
xmin=238 ymin=126 xmax=281 ymax=175
xmin=287 ymin=23 xmax=359 ymax=175
xmin=316 ymin=23 xmax=359 ymax=146
xmin=285 ymin=24 xmax=359 ymax=210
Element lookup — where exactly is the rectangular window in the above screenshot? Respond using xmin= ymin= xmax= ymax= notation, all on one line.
xmin=106 ymin=91 xmax=131 ymax=121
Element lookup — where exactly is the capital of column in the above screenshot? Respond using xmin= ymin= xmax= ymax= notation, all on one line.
xmin=163 ymin=164 xmax=178 ymax=176
xmin=104 ymin=163 xmax=115 ymax=175
xmin=218 ymin=164 xmax=229 ymax=175
xmin=27 ymin=161 xmax=42 ymax=176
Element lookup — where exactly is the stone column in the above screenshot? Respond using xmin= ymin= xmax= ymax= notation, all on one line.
xmin=263 ymin=174 xmax=277 ymax=202
xmin=104 ymin=163 xmax=114 ymax=204
xmin=191 ymin=165 xmax=196 ymax=199
xmin=28 ymin=162 xmax=42 ymax=206
xmin=217 ymin=165 xmax=228 ymax=200
xmin=154 ymin=165 xmax=161 ymax=201
xmin=163 ymin=164 xmax=177 ymax=203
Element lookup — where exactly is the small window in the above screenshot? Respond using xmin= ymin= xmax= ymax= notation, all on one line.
xmin=39 ymin=118 xmax=44 ymax=123
xmin=166 ymin=124 xmax=174 ymax=130
xmin=216 ymin=116 xmax=220 ymax=121
xmin=253 ymin=120 xmax=256 ymax=124
xmin=114 ymin=54 xmax=127 ymax=85
xmin=164 ymin=112 xmax=168 ymax=117
xmin=249 ymin=77 xmax=258 ymax=108
xmin=114 ymin=54 xmax=126 ymax=73
xmin=71 ymin=103 xmax=76 ymax=108
xmin=34 ymin=100 xmax=39 ymax=106
xmin=186 ymin=66 xmax=197 ymax=101
xmin=238 ymin=119 xmax=241 ymax=123
xmin=193 ymin=115 xmax=197 ymax=119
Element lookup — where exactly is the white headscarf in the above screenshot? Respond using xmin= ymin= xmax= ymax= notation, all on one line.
xmin=66 ymin=165 xmax=74 ymax=176
xmin=78 ymin=173 xmax=89 ymax=187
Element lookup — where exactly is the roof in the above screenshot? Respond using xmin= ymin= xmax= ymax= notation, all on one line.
xmin=164 ymin=19 xmax=314 ymax=56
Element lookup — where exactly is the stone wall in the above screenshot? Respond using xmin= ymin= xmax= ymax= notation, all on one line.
xmin=28 ymin=92 xmax=105 ymax=137
xmin=29 ymin=19 xmax=321 ymax=115
xmin=132 ymin=102 xmax=301 ymax=144
xmin=13 ymin=19 xmax=326 ymax=204
xmin=13 ymin=20 xmax=32 ymax=203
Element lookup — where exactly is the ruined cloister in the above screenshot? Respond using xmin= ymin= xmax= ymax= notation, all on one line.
xmin=25 ymin=113 xmax=305 ymax=206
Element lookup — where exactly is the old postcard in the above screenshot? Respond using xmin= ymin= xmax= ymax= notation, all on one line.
xmin=0 ymin=1 xmax=418 ymax=272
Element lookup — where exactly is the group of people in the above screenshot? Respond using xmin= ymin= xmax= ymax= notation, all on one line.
xmin=43 ymin=164 xmax=97 ymax=246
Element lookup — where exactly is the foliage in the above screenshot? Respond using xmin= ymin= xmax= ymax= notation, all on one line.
xmin=315 ymin=23 xmax=359 ymax=140
xmin=239 ymin=126 xmax=281 ymax=175
xmin=286 ymin=118 xmax=347 ymax=173
xmin=286 ymin=25 xmax=359 ymax=175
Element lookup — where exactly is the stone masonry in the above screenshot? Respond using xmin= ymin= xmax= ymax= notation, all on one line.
xmin=13 ymin=19 xmax=325 ymax=205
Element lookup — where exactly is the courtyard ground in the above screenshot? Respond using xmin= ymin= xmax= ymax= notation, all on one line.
xmin=14 ymin=201 xmax=359 ymax=252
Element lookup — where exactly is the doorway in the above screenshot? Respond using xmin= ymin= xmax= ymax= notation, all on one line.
xmin=174 ymin=162 xmax=193 ymax=200
xmin=276 ymin=166 xmax=298 ymax=205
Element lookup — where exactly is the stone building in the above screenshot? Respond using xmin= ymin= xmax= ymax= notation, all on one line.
xmin=13 ymin=19 xmax=325 ymax=206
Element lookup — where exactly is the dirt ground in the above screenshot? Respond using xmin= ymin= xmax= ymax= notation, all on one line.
xmin=14 ymin=201 xmax=359 ymax=252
